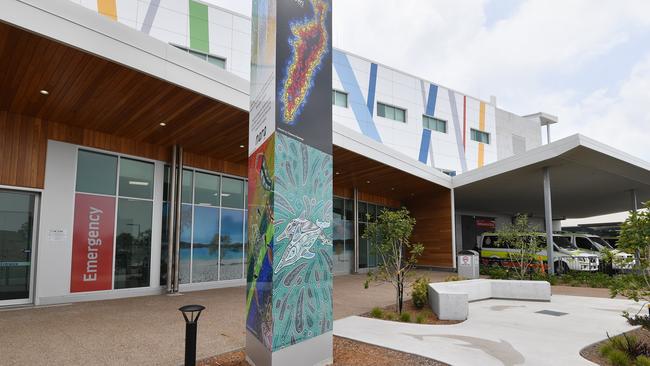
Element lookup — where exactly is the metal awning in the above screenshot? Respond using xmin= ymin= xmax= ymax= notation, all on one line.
xmin=453 ymin=134 xmax=650 ymax=218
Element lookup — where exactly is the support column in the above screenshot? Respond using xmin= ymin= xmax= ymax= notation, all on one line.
xmin=246 ymin=1 xmax=333 ymax=365
xmin=353 ymin=188 xmax=359 ymax=273
xmin=631 ymin=189 xmax=639 ymax=211
xmin=543 ymin=167 xmax=554 ymax=275
xmin=166 ymin=145 xmax=177 ymax=293
xmin=451 ymin=188 xmax=457 ymax=269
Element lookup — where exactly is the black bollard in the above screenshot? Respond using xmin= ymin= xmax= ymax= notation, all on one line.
xmin=179 ymin=304 xmax=205 ymax=366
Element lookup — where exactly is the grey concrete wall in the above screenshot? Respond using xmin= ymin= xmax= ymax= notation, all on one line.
xmin=495 ymin=108 xmax=543 ymax=160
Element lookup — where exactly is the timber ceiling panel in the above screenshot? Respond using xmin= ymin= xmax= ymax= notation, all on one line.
xmin=0 ymin=22 xmax=248 ymax=165
xmin=333 ymin=146 xmax=448 ymax=202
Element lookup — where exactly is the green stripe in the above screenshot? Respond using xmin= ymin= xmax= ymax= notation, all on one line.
xmin=189 ymin=0 xmax=209 ymax=53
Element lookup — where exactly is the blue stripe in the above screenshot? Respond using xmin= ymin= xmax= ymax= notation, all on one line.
xmin=426 ymin=84 xmax=438 ymax=116
xmin=141 ymin=0 xmax=161 ymax=34
xmin=333 ymin=51 xmax=382 ymax=142
xmin=367 ymin=63 xmax=378 ymax=115
xmin=418 ymin=129 xmax=432 ymax=163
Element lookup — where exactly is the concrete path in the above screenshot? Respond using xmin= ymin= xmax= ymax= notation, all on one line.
xmin=334 ymin=295 xmax=641 ymax=366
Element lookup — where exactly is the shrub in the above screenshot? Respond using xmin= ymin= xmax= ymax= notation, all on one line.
xmin=600 ymin=343 xmax=614 ymax=357
xmin=399 ymin=312 xmax=411 ymax=322
xmin=411 ymin=277 xmax=430 ymax=309
xmin=370 ymin=307 xmax=383 ymax=319
xmin=607 ymin=349 xmax=631 ymax=366
xmin=385 ymin=313 xmax=396 ymax=321
xmin=637 ymin=355 xmax=650 ymax=366
xmin=415 ymin=314 xmax=425 ymax=324
xmin=622 ymin=311 xmax=650 ymax=329
xmin=606 ymin=332 xmax=650 ymax=361
xmin=444 ymin=275 xmax=466 ymax=282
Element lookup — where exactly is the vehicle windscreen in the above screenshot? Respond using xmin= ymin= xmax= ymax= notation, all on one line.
xmin=590 ymin=236 xmax=614 ymax=249
xmin=553 ymin=236 xmax=576 ymax=250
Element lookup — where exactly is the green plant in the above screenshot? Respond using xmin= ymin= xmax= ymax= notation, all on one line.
xmin=399 ymin=312 xmax=411 ymax=322
xmin=364 ymin=279 xmax=369 ymax=289
xmin=444 ymin=275 xmax=466 ymax=282
xmin=363 ymin=208 xmax=424 ymax=314
xmin=370 ymin=307 xmax=383 ymax=319
xmin=607 ymin=349 xmax=631 ymax=366
xmin=415 ymin=314 xmax=425 ymax=324
xmin=385 ymin=313 xmax=396 ymax=321
xmin=622 ymin=311 xmax=650 ymax=329
xmin=637 ymin=355 xmax=650 ymax=366
xmin=411 ymin=277 xmax=430 ymax=309
xmin=494 ymin=214 xmax=546 ymax=280
xmin=600 ymin=343 xmax=614 ymax=357
xmin=606 ymin=332 xmax=650 ymax=361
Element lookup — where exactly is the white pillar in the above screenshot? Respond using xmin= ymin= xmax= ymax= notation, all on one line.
xmin=543 ymin=167 xmax=554 ymax=274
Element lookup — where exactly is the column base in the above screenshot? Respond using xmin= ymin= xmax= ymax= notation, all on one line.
xmin=245 ymin=330 xmax=333 ymax=366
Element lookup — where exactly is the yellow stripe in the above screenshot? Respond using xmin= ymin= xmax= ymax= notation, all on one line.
xmin=97 ymin=0 xmax=117 ymax=21
xmin=478 ymin=101 xmax=486 ymax=167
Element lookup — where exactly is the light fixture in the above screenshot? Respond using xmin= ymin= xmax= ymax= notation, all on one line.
xmin=215 ymin=193 xmax=231 ymax=197
xmin=335 ymin=172 xmax=340 ymax=175
xmin=239 ymin=144 xmax=245 ymax=148
xmin=39 ymin=89 xmax=49 ymax=95
xmin=366 ymin=180 xmax=370 ymax=184
xmin=391 ymin=187 xmax=395 ymax=191
xmin=159 ymin=122 xmax=166 ymax=126
xmin=128 ymin=181 xmax=150 ymax=186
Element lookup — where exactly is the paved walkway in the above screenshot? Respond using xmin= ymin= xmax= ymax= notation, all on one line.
xmin=0 ymin=271 xmax=447 ymax=366
xmin=334 ymin=295 xmax=640 ymax=366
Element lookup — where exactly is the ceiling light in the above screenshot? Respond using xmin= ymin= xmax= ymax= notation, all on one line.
xmin=366 ymin=180 xmax=370 ymax=184
xmin=240 ymin=144 xmax=245 ymax=148
xmin=335 ymin=172 xmax=340 ymax=175
xmin=391 ymin=187 xmax=395 ymax=190
xmin=128 ymin=181 xmax=149 ymax=186
xmin=159 ymin=122 xmax=166 ymax=126
xmin=39 ymin=89 xmax=49 ymax=95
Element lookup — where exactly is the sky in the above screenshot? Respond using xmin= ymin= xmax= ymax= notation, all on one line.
xmin=206 ymin=0 xmax=650 ymax=224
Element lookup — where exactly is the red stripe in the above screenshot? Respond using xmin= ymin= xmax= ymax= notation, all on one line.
xmin=462 ymin=96 xmax=467 ymax=150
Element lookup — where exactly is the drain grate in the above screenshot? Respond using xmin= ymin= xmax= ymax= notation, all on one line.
xmin=535 ymin=310 xmax=568 ymax=317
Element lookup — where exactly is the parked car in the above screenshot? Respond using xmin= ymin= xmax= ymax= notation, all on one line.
xmin=555 ymin=233 xmax=635 ymax=271
xmin=479 ymin=233 xmax=600 ymax=273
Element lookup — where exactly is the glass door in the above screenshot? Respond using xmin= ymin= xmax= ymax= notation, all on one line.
xmin=0 ymin=190 xmax=37 ymax=306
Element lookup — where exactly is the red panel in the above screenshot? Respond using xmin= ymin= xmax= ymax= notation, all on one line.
xmin=70 ymin=193 xmax=116 ymax=292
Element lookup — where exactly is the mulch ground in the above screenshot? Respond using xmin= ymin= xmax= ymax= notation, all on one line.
xmin=580 ymin=328 xmax=650 ymax=365
xmin=360 ymin=299 xmax=462 ymax=325
xmin=199 ymin=336 xmax=447 ymax=366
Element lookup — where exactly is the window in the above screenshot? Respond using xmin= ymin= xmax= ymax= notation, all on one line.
xmin=423 ymin=115 xmax=447 ymax=133
xmin=576 ymin=237 xmax=594 ymax=251
xmin=470 ymin=129 xmax=490 ymax=144
xmin=119 ymin=158 xmax=154 ymax=199
xmin=377 ymin=102 xmax=406 ymax=122
xmin=171 ymin=44 xmax=226 ymax=69
xmin=482 ymin=235 xmax=499 ymax=249
xmin=76 ymin=150 xmax=117 ymax=195
xmin=332 ymin=90 xmax=348 ymax=107
xmin=164 ymin=167 xmax=247 ymax=285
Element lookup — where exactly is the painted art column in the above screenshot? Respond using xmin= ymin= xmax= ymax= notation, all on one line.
xmin=246 ymin=1 xmax=333 ymax=365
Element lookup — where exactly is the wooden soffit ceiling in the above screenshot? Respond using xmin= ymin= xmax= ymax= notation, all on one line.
xmin=0 ymin=21 xmax=248 ymax=165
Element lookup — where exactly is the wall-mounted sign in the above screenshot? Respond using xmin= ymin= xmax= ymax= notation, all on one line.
xmin=48 ymin=229 xmax=67 ymax=242
xmin=70 ymin=193 xmax=115 ymax=293
xmin=476 ymin=218 xmax=496 ymax=229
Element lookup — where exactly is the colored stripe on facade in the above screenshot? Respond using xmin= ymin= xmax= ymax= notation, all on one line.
xmin=448 ymin=90 xmax=468 ymax=173
xmin=418 ymin=129 xmax=432 ymax=164
xmin=333 ymin=50 xmax=382 ymax=142
xmin=97 ymin=0 xmax=117 ymax=21
xmin=189 ymin=0 xmax=210 ymax=53
xmin=478 ymin=101 xmax=486 ymax=167
xmin=367 ymin=63 xmax=378 ymax=116
xmin=425 ymin=84 xmax=438 ymax=116
xmin=141 ymin=0 xmax=161 ymax=34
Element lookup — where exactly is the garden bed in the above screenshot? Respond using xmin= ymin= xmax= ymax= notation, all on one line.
xmin=581 ymin=328 xmax=650 ymax=366
xmin=360 ymin=299 xmax=462 ymax=325
xmin=198 ymin=336 xmax=447 ymax=365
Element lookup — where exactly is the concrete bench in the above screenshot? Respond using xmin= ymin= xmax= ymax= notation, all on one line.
xmin=428 ymin=279 xmax=551 ymax=321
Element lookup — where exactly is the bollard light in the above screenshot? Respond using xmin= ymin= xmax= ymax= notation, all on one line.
xmin=179 ymin=304 xmax=205 ymax=366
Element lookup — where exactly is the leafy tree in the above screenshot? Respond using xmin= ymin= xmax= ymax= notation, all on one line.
xmin=611 ymin=202 xmax=650 ymax=321
xmin=494 ymin=214 xmax=545 ymax=280
xmin=363 ymin=208 xmax=423 ymax=314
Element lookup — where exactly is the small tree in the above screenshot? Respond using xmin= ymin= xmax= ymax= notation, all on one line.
xmin=610 ymin=202 xmax=650 ymax=322
xmin=363 ymin=208 xmax=423 ymax=314
xmin=494 ymin=214 xmax=545 ymax=280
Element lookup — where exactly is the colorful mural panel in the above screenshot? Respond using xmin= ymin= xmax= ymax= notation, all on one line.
xmin=271 ymin=133 xmax=333 ymax=351
xmin=246 ymin=136 xmax=276 ymax=349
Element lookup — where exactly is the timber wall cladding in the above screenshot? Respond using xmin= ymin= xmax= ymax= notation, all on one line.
xmin=0 ymin=111 xmax=247 ymax=189
xmin=405 ymin=188 xmax=453 ymax=268
xmin=0 ymin=111 xmax=47 ymax=188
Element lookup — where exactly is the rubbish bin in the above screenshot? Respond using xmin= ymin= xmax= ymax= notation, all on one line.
xmin=457 ymin=250 xmax=480 ymax=279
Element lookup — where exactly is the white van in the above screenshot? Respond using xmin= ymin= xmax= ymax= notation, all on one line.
xmin=479 ymin=233 xmax=599 ymax=273
xmin=555 ymin=233 xmax=635 ymax=271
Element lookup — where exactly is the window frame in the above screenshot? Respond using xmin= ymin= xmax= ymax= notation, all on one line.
xmin=377 ymin=102 xmax=407 ymax=123
xmin=422 ymin=114 xmax=448 ymax=134
xmin=332 ymin=89 xmax=348 ymax=108
xmin=170 ymin=43 xmax=227 ymax=69
xmin=470 ymin=128 xmax=491 ymax=144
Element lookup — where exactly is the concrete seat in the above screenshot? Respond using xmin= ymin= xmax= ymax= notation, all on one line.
xmin=428 ymin=279 xmax=551 ymax=320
